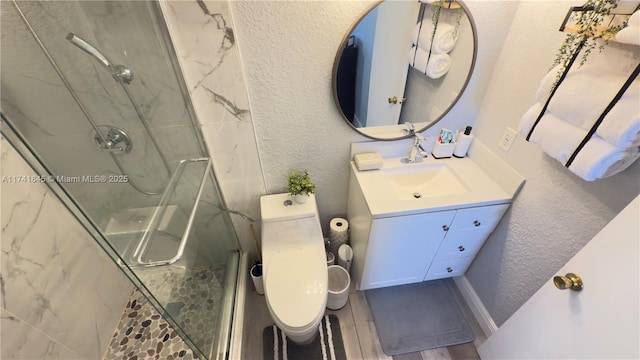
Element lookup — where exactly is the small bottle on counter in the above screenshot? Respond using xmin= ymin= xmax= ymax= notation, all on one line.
xmin=453 ymin=126 xmax=473 ymax=158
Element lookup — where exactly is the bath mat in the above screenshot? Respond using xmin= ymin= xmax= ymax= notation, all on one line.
xmin=263 ymin=314 xmax=347 ymax=360
xmin=366 ymin=279 xmax=473 ymax=355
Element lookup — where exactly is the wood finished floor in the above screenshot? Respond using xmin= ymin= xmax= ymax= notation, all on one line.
xmin=241 ymin=276 xmax=485 ymax=360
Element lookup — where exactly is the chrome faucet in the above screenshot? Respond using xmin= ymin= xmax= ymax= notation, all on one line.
xmin=402 ymin=123 xmax=427 ymax=164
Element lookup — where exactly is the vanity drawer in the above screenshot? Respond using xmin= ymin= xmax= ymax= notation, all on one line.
xmin=449 ymin=203 xmax=510 ymax=232
xmin=424 ymin=257 xmax=474 ymax=280
xmin=434 ymin=235 xmax=485 ymax=260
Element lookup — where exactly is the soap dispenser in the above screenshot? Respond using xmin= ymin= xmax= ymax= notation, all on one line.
xmin=453 ymin=126 xmax=473 ymax=158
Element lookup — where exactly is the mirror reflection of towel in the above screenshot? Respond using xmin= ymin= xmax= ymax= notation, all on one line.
xmin=411 ymin=21 xmax=458 ymax=54
xmin=408 ymin=46 xmax=451 ymax=79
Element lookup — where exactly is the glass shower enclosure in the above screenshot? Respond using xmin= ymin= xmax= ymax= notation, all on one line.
xmin=1 ymin=1 xmax=241 ymax=359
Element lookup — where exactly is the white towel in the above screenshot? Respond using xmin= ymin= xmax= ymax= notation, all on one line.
xmin=426 ymin=53 xmax=451 ymax=79
xmin=411 ymin=21 xmax=458 ymax=54
xmin=535 ymin=60 xmax=640 ymax=148
xmin=408 ymin=46 xmax=430 ymax=74
xmin=519 ymin=103 xmax=640 ymax=181
xmin=615 ymin=26 xmax=640 ymax=45
xmin=408 ymin=46 xmax=451 ymax=79
xmin=627 ymin=9 xmax=640 ymax=27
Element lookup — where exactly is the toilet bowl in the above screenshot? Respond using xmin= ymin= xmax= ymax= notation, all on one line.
xmin=260 ymin=193 xmax=328 ymax=344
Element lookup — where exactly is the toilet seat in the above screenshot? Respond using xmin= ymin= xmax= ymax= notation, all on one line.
xmin=265 ymin=250 xmax=327 ymax=329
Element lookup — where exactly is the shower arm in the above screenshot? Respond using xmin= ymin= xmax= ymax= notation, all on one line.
xmin=66 ymin=33 xmax=112 ymax=71
xmin=66 ymin=33 xmax=134 ymax=84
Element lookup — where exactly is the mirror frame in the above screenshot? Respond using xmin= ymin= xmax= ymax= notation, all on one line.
xmin=332 ymin=0 xmax=478 ymax=141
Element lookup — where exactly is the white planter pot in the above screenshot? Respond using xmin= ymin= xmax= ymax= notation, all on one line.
xmin=294 ymin=194 xmax=309 ymax=204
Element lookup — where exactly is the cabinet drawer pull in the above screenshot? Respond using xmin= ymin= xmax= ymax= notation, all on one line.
xmin=447 ymin=267 xmax=453 ymax=273
xmin=473 ymin=220 xmax=481 ymax=227
xmin=442 ymin=225 xmax=450 ymax=231
xmin=458 ymin=246 xmax=465 ymax=252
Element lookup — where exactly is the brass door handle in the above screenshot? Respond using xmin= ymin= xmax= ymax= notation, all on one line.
xmin=553 ymin=273 xmax=583 ymax=291
xmin=388 ymin=96 xmax=407 ymax=104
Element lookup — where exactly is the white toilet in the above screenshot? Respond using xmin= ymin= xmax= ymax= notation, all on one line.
xmin=260 ymin=193 xmax=328 ymax=344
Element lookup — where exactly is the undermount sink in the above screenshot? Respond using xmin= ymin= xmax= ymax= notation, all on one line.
xmin=383 ymin=162 xmax=470 ymax=200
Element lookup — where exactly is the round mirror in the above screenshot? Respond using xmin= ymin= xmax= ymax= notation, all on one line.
xmin=332 ymin=0 xmax=477 ymax=140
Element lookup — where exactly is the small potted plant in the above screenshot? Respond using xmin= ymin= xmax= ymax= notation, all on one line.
xmin=287 ymin=170 xmax=317 ymax=204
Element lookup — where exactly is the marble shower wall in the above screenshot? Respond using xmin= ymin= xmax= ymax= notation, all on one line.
xmin=0 ymin=0 xmax=208 ymax=227
xmin=0 ymin=137 xmax=133 ymax=360
xmin=160 ymin=0 xmax=266 ymax=256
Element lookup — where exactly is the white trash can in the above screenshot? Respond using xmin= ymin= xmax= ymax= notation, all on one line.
xmin=327 ymin=265 xmax=350 ymax=310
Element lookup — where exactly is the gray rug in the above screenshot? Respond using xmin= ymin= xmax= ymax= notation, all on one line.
xmin=263 ymin=314 xmax=346 ymax=360
xmin=366 ymin=280 xmax=473 ymax=355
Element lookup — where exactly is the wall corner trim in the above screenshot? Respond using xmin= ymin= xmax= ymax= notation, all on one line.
xmin=454 ymin=275 xmax=498 ymax=338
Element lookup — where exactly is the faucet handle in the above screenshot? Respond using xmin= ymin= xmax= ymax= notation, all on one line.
xmin=403 ymin=122 xmax=415 ymax=134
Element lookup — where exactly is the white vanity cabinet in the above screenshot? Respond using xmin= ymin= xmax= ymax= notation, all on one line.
xmin=359 ymin=211 xmax=456 ymax=290
xmin=347 ymin=139 xmax=525 ymax=291
xmin=348 ymin=163 xmax=511 ymax=290
xmin=424 ymin=204 xmax=510 ymax=280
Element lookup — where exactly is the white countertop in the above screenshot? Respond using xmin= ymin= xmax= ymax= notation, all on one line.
xmin=350 ymin=139 xmax=525 ymax=218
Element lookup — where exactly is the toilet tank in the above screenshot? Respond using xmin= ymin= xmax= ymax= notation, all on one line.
xmin=260 ymin=193 xmax=319 ymax=222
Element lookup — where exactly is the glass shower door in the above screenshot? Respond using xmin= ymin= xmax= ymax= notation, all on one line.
xmin=1 ymin=1 xmax=240 ymax=359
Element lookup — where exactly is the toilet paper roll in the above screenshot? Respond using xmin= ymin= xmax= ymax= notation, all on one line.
xmin=329 ymin=218 xmax=349 ymax=256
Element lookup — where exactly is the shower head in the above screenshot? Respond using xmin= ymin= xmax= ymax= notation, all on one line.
xmin=66 ymin=33 xmax=134 ymax=84
xmin=66 ymin=33 xmax=113 ymax=71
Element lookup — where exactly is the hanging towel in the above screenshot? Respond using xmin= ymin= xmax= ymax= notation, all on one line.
xmin=426 ymin=53 xmax=452 ymax=79
xmin=519 ymin=103 xmax=640 ymax=180
xmin=408 ymin=45 xmax=430 ymax=73
xmin=411 ymin=21 xmax=458 ymax=54
xmin=616 ymin=10 xmax=640 ymax=45
xmin=534 ymin=62 xmax=640 ymax=148
xmin=615 ymin=25 xmax=640 ymax=45
xmin=627 ymin=9 xmax=640 ymax=27
xmin=408 ymin=46 xmax=451 ymax=79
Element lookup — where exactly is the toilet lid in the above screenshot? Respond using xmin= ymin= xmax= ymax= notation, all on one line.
xmin=265 ymin=251 xmax=327 ymax=328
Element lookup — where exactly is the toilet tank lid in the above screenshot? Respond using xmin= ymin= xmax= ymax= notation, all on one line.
xmin=260 ymin=193 xmax=317 ymax=222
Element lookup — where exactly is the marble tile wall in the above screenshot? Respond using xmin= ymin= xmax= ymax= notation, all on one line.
xmin=160 ymin=0 xmax=266 ymax=257
xmin=0 ymin=0 xmax=210 ymax=228
xmin=0 ymin=137 xmax=133 ymax=359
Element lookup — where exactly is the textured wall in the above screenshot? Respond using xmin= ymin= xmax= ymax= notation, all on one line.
xmin=229 ymin=0 xmax=639 ymax=327
xmin=229 ymin=0 xmax=518 ymax=234
xmin=230 ymin=0 xmax=369 ymax=233
xmin=468 ymin=1 xmax=640 ymax=326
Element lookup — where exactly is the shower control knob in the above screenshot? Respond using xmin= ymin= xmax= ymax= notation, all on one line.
xmin=113 ymin=65 xmax=134 ymax=84
xmin=94 ymin=125 xmax=133 ymax=154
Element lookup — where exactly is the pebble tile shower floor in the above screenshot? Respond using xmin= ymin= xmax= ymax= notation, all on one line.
xmin=103 ymin=290 xmax=198 ymax=360
xmin=103 ymin=265 xmax=227 ymax=360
